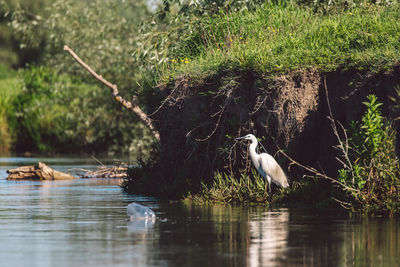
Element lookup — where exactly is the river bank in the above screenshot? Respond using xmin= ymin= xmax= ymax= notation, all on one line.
xmin=123 ymin=2 xmax=400 ymax=215
xmin=2 ymin=2 xmax=400 ymax=215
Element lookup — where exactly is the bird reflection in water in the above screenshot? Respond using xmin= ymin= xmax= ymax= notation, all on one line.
xmin=247 ymin=209 xmax=289 ymax=267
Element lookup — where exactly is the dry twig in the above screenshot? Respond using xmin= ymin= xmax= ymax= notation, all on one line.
xmin=278 ymin=149 xmax=358 ymax=193
xmin=71 ymin=161 xmax=128 ymax=179
xmin=324 ymin=78 xmax=354 ymax=180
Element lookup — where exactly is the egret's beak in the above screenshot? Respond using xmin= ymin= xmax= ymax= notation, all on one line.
xmin=235 ymin=136 xmax=246 ymax=140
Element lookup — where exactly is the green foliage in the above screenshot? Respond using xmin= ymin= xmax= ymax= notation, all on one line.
xmin=0 ymin=23 xmax=18 ymax=67
xmin=5 ymin=66 xmax=155 ymax=155
xmin=389 ymin=85 xmax=400 ymax=121
xmin=134 ymin=0 xmax=265 ymax=73
xmin=336 ymin=95 xmax=400 ymax=216
xmin=0 ymin=0 xmax=53 ymax=67
xmin=2 ymin=0 xmax=157 ymax=155
xmin=9 ymin=0 xmax=150 ymax=94
xmin=360 ymin=95 xmax=385 ymax=153
xmin=298 ymin=0 xmax=397 ymax=13
xmin=193 ymin=171 xmax=336 ymax=208
xmin=150 ymin=1 xmax=400 ymax=86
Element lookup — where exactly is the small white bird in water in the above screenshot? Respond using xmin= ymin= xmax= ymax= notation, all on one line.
xmin=235 ymin=134 xmax=289 ymax=192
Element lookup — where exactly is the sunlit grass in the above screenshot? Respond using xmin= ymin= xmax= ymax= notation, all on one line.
xmin=161 ymin=2 xmax=400 ymax=83
xmin=190 ymin=170 xmax=273 ymax=204
xmin=189 ymin=170 xmax=337 ymax=207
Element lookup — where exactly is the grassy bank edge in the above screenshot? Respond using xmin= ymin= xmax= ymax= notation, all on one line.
xmin=154 ymin=2 xmax=400 ymax=87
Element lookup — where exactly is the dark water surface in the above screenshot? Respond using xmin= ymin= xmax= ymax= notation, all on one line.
xmin=0 ymin=157 xmax=399 ymax=267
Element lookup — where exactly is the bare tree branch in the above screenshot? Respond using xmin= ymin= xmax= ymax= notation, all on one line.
xmin=279 ymin=149 xmax=359 ymax=193
xmin=324 ymin=78 xmax=353 ymax=179
xmin=64 ymin=45 xmax=160 ymax=143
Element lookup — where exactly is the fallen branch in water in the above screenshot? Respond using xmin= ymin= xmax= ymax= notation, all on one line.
xmin=71 ymin=161 xmax=128 ymax=179
xmin=7 ymin=162 xmax=76 ymax=180
xmin=63 ymin=45 xmax=160 ymax=143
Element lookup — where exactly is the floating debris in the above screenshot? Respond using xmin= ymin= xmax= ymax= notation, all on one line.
xmin=7 ymin=162 xmax=76 ymax=180
xmin=127 ymin=202 xmax=156 ymax=221
xmin=72 ymin=161 xmax=128 ymax=179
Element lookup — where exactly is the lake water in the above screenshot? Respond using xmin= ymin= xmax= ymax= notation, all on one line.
xmin=0 ymin=157 xmax=399 ymax=267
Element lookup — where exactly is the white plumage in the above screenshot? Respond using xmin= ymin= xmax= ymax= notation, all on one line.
xmin=236 ymin=134 xmax=289 ymax=192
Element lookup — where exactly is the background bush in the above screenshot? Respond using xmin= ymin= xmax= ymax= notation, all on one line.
xmin=3 ymin=66 xmax=154 ymax=156
xmin=1 ymin=0 xmax=155 ymax=156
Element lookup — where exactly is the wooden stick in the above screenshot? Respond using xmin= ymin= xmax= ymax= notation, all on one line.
xmin=63 ymin=45 xmax=160 ymax=142
xmin=278 ymin=149 xmax=359 ymax=193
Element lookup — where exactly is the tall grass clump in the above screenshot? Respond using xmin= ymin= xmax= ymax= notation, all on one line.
xmin=157 ymin=1 xmax=400 ymax=83
xmin=190 ymin=170 xmax=272 ymax=204
xmin=335 ymin=95 xmax=400 ymax=216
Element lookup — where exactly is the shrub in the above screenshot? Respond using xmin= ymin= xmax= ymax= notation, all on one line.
xmin=336 ymin=95 xmax=400 ymax=216
xmin=9 ymin=0 xmax=150 ymax=94
xmin=9 ymin=66 xmax=155 ymax=155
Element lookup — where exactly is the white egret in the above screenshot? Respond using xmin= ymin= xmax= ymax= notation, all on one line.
xmin=235 ymin=134 xmax=289 ymax=192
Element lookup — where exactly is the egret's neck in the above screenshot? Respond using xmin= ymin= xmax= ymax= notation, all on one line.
xmin=248 ymin=137 xmax=260 ymax=166
xmin=249 ymin=138 xmax=258 ymax=154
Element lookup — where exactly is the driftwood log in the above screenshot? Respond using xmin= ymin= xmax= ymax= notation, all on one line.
xmin=7 ymin=162 xmax=76 ymax=180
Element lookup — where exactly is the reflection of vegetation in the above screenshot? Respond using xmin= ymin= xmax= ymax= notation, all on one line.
xmin=159 ymin=202 xmax=399 ymax=266
xmin=155 ymin=201 xmax=399 ymax=266
xmin=166 ymin=202 xmax=263 ymax=265
xmin=340 ymin=219 xmax=400 ymax=266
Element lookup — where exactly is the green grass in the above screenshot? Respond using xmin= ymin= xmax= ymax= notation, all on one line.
xmin=188 ymin=171 xmax=338 ymax=207
xmin=160 ymin=2 xmax=400 ymax=83
xmin=190 ymin=170 xmax=274 ymax=204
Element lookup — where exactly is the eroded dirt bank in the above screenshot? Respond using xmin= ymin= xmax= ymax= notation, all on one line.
xmin=131 ymin=67 xmax=400 ymax=197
